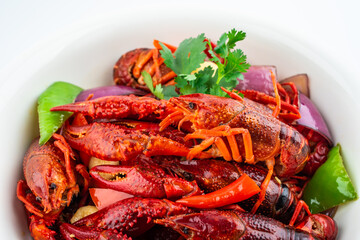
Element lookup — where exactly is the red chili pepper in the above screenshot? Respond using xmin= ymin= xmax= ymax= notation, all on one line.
xmin=89 ymin=188 xmax=134 ymax=210
xmin=176 ymin=173 xmax=260 ymax=208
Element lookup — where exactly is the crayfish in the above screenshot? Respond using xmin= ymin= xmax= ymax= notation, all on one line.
xmin=17 ymin=45 xmax=339 ymax=239
xmin=17 ymin=134 xmax=89 ymax=239
xmin=52 ymin=88 xmax=310 ymax=214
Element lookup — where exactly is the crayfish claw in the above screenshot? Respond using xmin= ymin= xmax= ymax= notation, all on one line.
xmin=89 ymin=163 xmax=202 ymax=200
xmin=155 ymin=210 xmax=246 ymax=239
xmin=60 ymin=198 xmax=192 ymax=239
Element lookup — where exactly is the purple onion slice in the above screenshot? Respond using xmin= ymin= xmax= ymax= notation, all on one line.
xmin=297 ymin=93 xmax=333 ymax=145
xmin=75 ymin=85 xmax=146 ymax=102
xmin=235 ymin=65 xmax=277 ymax=96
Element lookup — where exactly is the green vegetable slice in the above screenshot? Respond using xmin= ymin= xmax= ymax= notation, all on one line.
xmin=303 ymin=144 xmax=358 ymax=213
xmin=38 ymin=81 xmax=83 ymax=145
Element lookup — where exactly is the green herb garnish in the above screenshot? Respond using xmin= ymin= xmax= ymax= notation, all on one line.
xmin=148 ymin=29 xmax=250 ymax=99
xmin=160 ymin=33 xmax=207 ymax=75
xmin=142 ymin=71 xmax=178 ymax=100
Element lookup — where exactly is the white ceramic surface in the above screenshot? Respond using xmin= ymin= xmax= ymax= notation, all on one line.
xmin=1 ymin=6 xmax=359 ymax=239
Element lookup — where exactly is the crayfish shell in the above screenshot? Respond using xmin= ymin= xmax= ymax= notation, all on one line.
xmin=113 ymin=48 xmax=174 ymax=91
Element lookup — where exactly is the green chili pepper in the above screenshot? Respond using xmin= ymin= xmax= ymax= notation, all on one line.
xmin=303 ymin=144 xmax=358 ymax=213
xmin=38 ymin=81 xmax=83 ymax=145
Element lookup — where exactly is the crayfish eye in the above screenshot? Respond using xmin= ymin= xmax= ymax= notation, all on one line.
xmin=188 ymin=102 xmax=196 ymax=109
xmin=183 ymin=172 xmax=194 ymax=182
xmin=50 ymin=183 xmax=57 ymax=189
xmin=35 ymin=196 xmax=42 ymax=202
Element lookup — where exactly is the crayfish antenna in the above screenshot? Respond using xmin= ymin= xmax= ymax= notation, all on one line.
xmin=221 ymin=87 xmax=244 ymax=101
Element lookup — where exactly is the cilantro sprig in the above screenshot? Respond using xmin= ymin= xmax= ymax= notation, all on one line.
xmin=142 ymin=71 xmax=178 ymax=100
xmin=143 ymin=29 xmax=250 ymax=99
xmin=160 ymin=33 xmax=207 ymax=75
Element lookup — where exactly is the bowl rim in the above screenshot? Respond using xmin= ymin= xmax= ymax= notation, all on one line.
xmin=2 ymin=5 xmax=359 ymax=238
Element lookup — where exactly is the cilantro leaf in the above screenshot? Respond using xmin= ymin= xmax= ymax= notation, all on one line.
xmin=220 ymin=49 xmax=249 ymax=82
xmin=162 ymin=85 xmax=178 ymax=100
xmin=215 ymin=33 xmax=229 ymax=58
xmin=158 ymin=44 xmax=175 ymax=72
xmin=174 ymin=75 xmax=189 ymax=89
xmin=176 ymin=66 xmax=218 ymax=95
xmin=155 ymin=29 xmax=250 ymax=98
xmin=206 ymin=41 xmax=221 ymax=63
xmin=215 ymin=28 xmax=246 ymax=58
xmin=142 ymin=71 xmax=155 ymax=92
xmin=142 ymin=71 xmax=178 ymax=99
xmin=195 ymin=66 xmax=217 ymax=88
xmin=227 ymin=29 xmax=246 ymax=50
xmin=179 ymin=85 xmax=197 ymax=95
xmin=159 ymin=34 xmax=207 ymax=75
xmin=142 ymin=71 xmax=163 ymax=99
xmin=153 ymin=84 xmax=164 ymax=99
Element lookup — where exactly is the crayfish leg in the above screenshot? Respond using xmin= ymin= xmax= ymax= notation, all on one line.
xmin=185 ymin=125 xmax=254 ymax=162
xmin=132 ymin=49 xmax=154 ymax=79
xmin=29 ymin=215 xmax=57 ymax=240
xmin=75 ymin=164 xmax=90 ymax=198
xmin=289 ymin=200 xmax=311 ymax=226
xmin=16 ymin=180 xmax=44 ymax=218
xmin=251 ymin=158 xmax=275 ymax=214
xmin=52 ymin=133 xmax=77 ymax=189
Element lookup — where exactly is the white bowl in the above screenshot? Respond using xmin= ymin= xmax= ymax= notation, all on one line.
xmin=1 ymin=7 xmax=359 ymax=239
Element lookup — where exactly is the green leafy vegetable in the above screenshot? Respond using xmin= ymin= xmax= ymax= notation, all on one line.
xmin=159 ymin=34 xmax=207 ymax=75
xmin=214 ymin=29 xmax=246 ymax=58
xmin=142 ymin=71 xmax=178 ymax=100
xmin=157 ymin=29 xmax=250 ymax=98
xmin=176 ymin=66 xmax=218 ymax=95
xmin=38 ymin=81 xmax=83 ymax=145
xmin=303 ymin=144 xmax=358 ymax=213
xmin=162 ymin=85 xmax=179 ymax=99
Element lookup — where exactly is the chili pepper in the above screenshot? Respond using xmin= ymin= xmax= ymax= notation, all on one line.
xmin=176 ymin=173 xmax=260 ymax=208
xmin=303 ymin=144 xmax=358 ymax=213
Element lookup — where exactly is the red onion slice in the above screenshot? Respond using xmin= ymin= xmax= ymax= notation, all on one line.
xmin=235 ymin=65 xmax=277 ymax=96
xmin=237 ymin=66 xmax=332 ymax=145
xmin=297 ymin=93 xmax=333 ymax=145
xmin=75 ymin=85 xmax=146 ymax=102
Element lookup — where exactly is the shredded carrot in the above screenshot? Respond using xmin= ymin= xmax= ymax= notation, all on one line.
xmin=281 ymin=82 xmax=299 ymax=108
xmin=151 ymin=49 xmax=161 ymax=85
xmin=270 ymin=71 xmax=281 ymax=118
xmin=153 ymin=39 xmax=177 ymax=52
xmin=159 ymin=71 xmax=177 ymax=84
xmin=132 ymin=50 xmax=153 ymax=78
xmin=132 ymin=40 xmax=178 ymax=87
xmin=277 ymin=83 xmax=290 ymax=104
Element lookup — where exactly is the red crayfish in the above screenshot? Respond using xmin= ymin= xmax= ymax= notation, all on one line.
xmin=52 ymin=89 xmax=310 ymax=214
xmin=58 ymin=197 xmax=337 ymax=240
xmin=52 ymin=92 xmax=310 ymax=177
xmin=17 ymin=134 xmax=89 ymax=239
xmin=16 ymin=41 xmax=340 ymax=239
